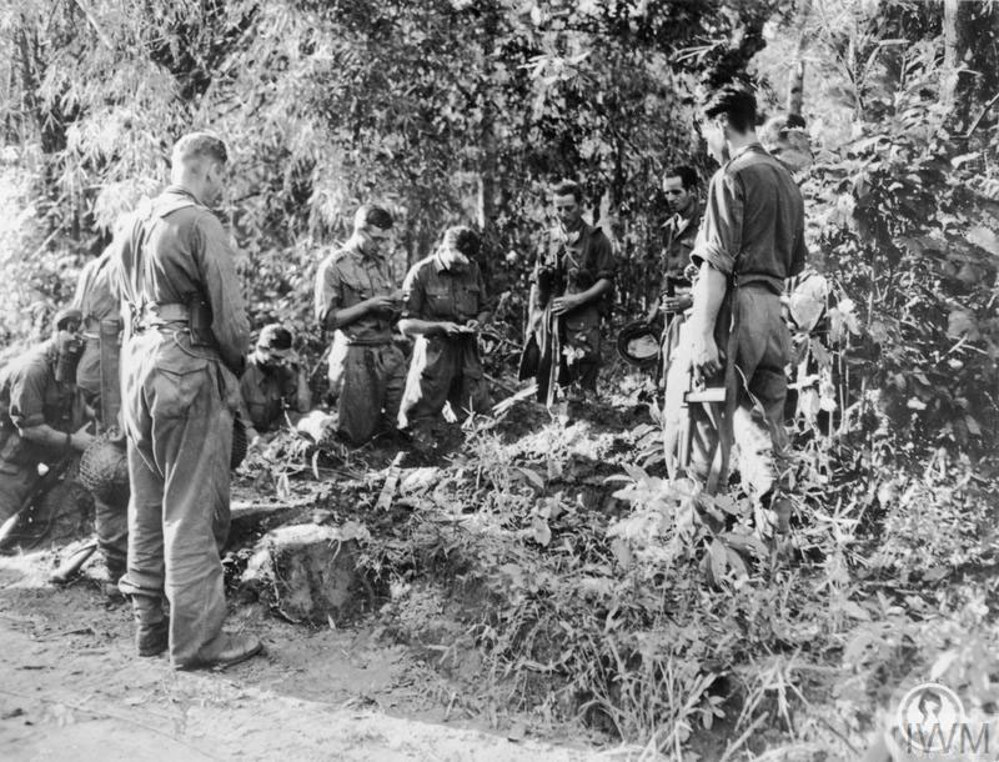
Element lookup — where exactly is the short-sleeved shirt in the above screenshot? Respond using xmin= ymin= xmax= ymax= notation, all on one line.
xmin=72 ymin=247 xmax=121 ymax=394
xmin=115 ymin=186 xmax=250 ymax=374
xmin=401 ymin=253 xmax=488 ymax=324
xmin=658 ymin=203 xmax=702 ymax=295
xmin=534 ymin=223 xmax=615 ymax=315
xmin=239 ymin=357 xmax=309 ymax=432
xmin=692 ymin=144 xmax=807 ymax=293
xmin=314 ymin=241 xmax=397 ymax=344
xmin=0 ymin=340 xmax=84 ymax=467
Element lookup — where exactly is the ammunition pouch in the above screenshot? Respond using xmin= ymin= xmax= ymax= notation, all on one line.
xmin=187 ymin=296 xmax=214 ymax=348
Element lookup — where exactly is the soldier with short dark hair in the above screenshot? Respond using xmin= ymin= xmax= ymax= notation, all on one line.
xmin=314 ymin=203 xmax=407 ymax=445
xmin=527 ymin=180 xmax=616 ymax=405
xmin=0 ymin=308 xmax=95 ymax=551
xmin=239 ymin=323 xmax=312 ymax=441
xmin=664 ymin=85 xmax=807 ymax=529
xmin=647 ymin=165 xmax=702 ymax=386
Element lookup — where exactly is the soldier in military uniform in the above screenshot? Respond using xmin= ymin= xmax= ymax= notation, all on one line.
xmin=0 ymin=308 xmax=95 ymax=550
xmin=71 ymin=245 xmax=128 ymax=588
xmin=398 ymin=226 xmax=491 ymax=442
xmin=113 ymin=131 xmax=261 ymax=669
xmin=646 ymin=166 xmax=702 ymax=386
xmin=664 ymin=87 xmax=807 ymax=530
xmin=527 ymin=180 xmax=615 ymax=406
xmin=239 ymin=323 xmax=312 ymax=442
xmin=314 ymin=204 xmax=407 ymax=445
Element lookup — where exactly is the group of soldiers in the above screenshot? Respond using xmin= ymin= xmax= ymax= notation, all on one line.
xmin=0 ymin=84 xmax=806 ymax=671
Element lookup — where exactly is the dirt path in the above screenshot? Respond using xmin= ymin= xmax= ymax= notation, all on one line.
xmin=0 ymin=556 xmax=616 ymax=761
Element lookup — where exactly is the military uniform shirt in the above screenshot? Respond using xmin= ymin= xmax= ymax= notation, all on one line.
xmin=239 ymin=359 xmax=309 ymax=432
xmin=402 ymin=253 xmax=488 ymax=323
xmin=535 ymin=223 xmax=616 ymax=306
xmin=658 ymin=203 xmax=702 ymax=295
xmin=692 ymin=144 xmax=807 ymax=293
xmin=115 ymin=186 xmax=249 ymax=373
xmin=72 ymin=247 xmax=120 ymax=395
xmin=314 ymin=241 xmax=397 ymax=344
xmin=0 ymin=340 xmax=84 ymax=467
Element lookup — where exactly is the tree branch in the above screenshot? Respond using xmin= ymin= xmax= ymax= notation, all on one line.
xmin=71 ymin=0 xmax=113 ymax=50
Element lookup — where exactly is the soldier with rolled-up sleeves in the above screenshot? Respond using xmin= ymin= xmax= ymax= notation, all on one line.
xmin=314 ymin=204 xmax=407 ymax=445
xmin=398 ymin=226 xmax=491 ymax=444
xmin=0 ymin=309 xmax=95 ymax=550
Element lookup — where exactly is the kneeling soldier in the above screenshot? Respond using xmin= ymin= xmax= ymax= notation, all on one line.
xmin=0 ymin=309 xmax=95 ymax=551
xmin=239 ymin=323 xmax=312 ymax=442
xmin=398 ymin=226 xmax=491 ymax=442
xmin=314 ymin=204 xmax=407 ymax=445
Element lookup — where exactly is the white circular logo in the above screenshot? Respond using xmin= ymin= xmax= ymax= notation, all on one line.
xmin=896 ymin=682 xmax=966 ymax=752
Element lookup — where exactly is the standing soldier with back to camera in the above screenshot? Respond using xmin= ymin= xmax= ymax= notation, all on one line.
xmin=71 ymin=244 xmax=129 ymax=593
xmin=664 ymin=86 xmax=807 ymax=532
xmin=526 ymin=180 xmax=615 ymax=407
xmin=0 ymin=309 xmax=95 ymax=551
xmin=113 ymin=131 xmax=261 ymax=669
xmin=314 ymin=204 xmax=407 ymax=445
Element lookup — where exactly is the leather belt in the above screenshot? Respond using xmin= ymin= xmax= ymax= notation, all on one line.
xmin=132 ymin=302 xmax=190 ymax=332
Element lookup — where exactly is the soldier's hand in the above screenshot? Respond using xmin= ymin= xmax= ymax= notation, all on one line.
xmin=71 ymin=423 xmax=97 ymax=452
xmin=691 ymin=333 xmax=723 ymax=383
xmin=551 ymin=295 xmax=581 ymax=315
xmin=439 ymin=321 xmax=465 ymax=336
xmin=662 ymin=295 xmax=693 ymax=314
xmin=367 ymin=295 xmax=400 ymax=313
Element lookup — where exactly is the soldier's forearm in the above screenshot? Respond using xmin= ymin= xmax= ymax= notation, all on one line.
xmin=689 ymin=263 xmax=726 ymax=339
xmin=330 ymin=302 xmax=369 ymax=330
xmin=573 ymin=278 xmax=612 ymax=306
xmin=398 ymin=318 xmax=447 ymax=336
xmin=19 ymin=424 xmax=76 ymax=453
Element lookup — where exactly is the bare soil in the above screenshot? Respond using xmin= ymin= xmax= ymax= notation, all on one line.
xmin=0 ymin=550 xmax=620 ymax=761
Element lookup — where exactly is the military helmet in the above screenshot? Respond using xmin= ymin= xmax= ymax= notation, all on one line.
xmin=231 ymin=415 xmax=248 ymax=470
xmin=617 ymin=320 xmax=661 ymax=369
xmin=78 ymin=433 xmax=130 ymax=504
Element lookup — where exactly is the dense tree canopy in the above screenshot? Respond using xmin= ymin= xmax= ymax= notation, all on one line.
xmin=4 ymin=3 xmax=999 ymax=754
xmin=0 ymin=0 xmax=778 ymax=343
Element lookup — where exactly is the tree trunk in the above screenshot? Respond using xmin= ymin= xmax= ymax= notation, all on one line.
xmin=786 ymin=0 xmax=811 ymax=118
xmin=786 ymin=60 xmax=805 ymax=117
xmin=477 ymin=4 xmax=498 ymax=234
xmin=944 ymin=0 xmax=999 ymax=131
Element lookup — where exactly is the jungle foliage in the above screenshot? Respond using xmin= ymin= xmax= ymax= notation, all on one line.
xmin=4 ymin=0 xmax=999 ymax=758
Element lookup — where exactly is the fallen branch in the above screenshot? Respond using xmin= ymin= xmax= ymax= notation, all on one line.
xmin=491 ymin=382 xmax=538 ymax=417
xmin=375 ymin=452 xmax=405 ymax=511
xmin=964 ymin=89 xmax=999 ymax=139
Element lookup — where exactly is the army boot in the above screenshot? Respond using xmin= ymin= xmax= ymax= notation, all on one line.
xmin=131 ymin=594 xmax=169 ymax=657
xmin=177 ymin=632 xmax=263 ymax=671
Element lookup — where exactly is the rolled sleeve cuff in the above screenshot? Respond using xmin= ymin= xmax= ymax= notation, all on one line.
xmin=692 ymin=243 xmax=735 ymax=276
xmin=319 ymin=302 xmax=342 ymax=331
